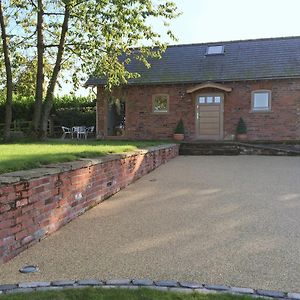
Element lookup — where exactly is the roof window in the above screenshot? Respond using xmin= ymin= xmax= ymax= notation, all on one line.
xmin=206 ymin=45 xmax=224 ymax=55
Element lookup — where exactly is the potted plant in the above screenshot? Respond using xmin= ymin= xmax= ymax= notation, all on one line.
xmin=174 ymin=119 xmax=185 ymax=141
xmin=236 ymin=117 xmax=247 ymax=141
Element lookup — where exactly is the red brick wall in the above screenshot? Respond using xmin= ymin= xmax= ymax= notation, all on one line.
xmin=97 ymin=79 xmax=300 ymax=141
xmin=0 ymin=145 xmax=178 ymax=263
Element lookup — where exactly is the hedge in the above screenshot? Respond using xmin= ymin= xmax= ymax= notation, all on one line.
xmin=0 ymin=96 xmax=96 ymax=129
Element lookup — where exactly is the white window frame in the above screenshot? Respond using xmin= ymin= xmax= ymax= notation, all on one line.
xmin=152 ymin=94 xmax=169 ymax=113
xmin=251 ymin=90 xmax=272 ymax=112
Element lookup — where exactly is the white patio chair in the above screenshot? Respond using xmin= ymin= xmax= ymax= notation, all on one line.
xmin=61 ymin=126 xmax=72 ymax=139
xmin=86 ymin=126 xmax=95 ymax=139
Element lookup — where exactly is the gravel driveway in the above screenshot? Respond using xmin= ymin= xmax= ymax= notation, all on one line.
xmin=1 ymin=156 xmax=300 ymax=291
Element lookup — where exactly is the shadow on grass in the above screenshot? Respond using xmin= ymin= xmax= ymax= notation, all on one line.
xmin=0 ymin=138 xmax=167 ymax=148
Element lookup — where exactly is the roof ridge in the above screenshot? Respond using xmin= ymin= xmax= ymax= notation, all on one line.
xmin=164 ymin=35 xmax=300 ymax=48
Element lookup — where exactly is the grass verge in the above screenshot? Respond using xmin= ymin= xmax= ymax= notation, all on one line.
xmin=0 ymin=287 xmax=256 ymax=300
xmin=0 ymin=139 xmax=166 ymax=174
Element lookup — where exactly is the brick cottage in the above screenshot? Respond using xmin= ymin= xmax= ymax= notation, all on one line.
xmin=86 ymin=36 xmax=300 ymax=141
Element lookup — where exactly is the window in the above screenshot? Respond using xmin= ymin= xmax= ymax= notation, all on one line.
xmin=252 ymin=90 xmax=271 ymax=111
xmin=206 ymin=45 xmax=224 ymax=55
xmin=153 ymin=94 xmax=169 ymax=113
xmin=214 ymin=96 xmax=221 ymax=103
xmin=197 ymin=95 xmax=222 ymax=104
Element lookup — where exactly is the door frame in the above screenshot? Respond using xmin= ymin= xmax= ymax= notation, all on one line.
xmin=195 ymin=93 xmax=224 ymax=140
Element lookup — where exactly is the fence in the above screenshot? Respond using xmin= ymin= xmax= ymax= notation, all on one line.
xmin=0 ymin=120 xmax=61 ymax=137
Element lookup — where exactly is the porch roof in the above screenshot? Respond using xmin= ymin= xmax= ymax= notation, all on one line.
xmin=186 ymin=82 xmax=232 ymax=93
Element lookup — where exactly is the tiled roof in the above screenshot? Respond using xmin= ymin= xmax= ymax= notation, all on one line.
xmin=86 ymin=36 xmax=300 ymax=86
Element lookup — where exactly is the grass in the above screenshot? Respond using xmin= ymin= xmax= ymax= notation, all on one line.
xmin=0 ymin=287 xmax=256 ymax=300
xmin=0 ymin=139 xmax=166 ymax=174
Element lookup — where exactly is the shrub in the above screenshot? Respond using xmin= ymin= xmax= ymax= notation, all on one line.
xmin=174 ymin=119 xmax=184 ymax=134
xmin=236 ymin=117 xmax=247 ymax=134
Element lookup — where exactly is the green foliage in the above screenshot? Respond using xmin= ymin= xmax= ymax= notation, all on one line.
xmin=1 ymin=0 xmax=180 ymax=91
xmin=0 ymin=95 xmax=95 ymax=124
xmin=174 ymin=119 xmax=184 ymax=134
xmin=236 ymin=117 xmax=247 ymax=134
xmin=13 ymin=58 xmax=53 ymax=97
xmin=0 ymin=286 xmax=256 ymax=300
xmin=53 ymin=109 xmax=96 ymax=128
xmin=0 ymin=96 xmax=35 ymax=123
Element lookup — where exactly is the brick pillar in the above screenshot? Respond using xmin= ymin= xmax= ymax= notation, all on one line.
xmin=97 ymin=86 xmax=108 ymax=138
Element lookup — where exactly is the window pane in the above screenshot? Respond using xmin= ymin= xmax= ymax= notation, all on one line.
xmin=214 ymin=96 xmax=221 ymax=103
xmin=207 ymin=45 xmax=224 ymax=55
xmin=153 ymin=95 xmax=168 ymax=112
xmin=253 ymin=92 xmax=269 ymax=109
xmin=207 ymin=96 xmax=213 ymax=103
xmin=199 ymin=97 xmax=205 ymax=104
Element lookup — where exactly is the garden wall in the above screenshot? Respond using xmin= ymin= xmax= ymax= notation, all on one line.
xmin=0 ymin=144 xmax=179 ymax=263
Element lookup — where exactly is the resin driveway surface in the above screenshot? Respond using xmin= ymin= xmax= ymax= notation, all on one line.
xmin=1 ymin=156 xmax=300 ymax=291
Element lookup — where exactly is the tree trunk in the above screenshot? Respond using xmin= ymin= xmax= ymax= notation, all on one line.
xmin=39 ymin=5 xmax=70 ymax=140
xmin=32 ymin=0 xmax=44 ymax=136
xmin=0 ymin=0 xmax=13 ymax=141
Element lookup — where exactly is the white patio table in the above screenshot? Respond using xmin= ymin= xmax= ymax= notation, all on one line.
xmin=72 ymin=126 xmax=87 ymax=139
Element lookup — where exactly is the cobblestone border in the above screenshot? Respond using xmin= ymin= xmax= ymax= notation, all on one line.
xmin=0 ymin=279 xmax=299 ymax=299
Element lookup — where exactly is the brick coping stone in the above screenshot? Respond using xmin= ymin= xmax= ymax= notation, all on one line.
xmin=0 ymin=143 xmax=177 ymax=185
xmin=0 ymin=279 xmax=299 ymax=298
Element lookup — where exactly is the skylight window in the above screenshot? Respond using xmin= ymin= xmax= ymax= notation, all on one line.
xmin=206 ymin=45 xmax=224 ymax=55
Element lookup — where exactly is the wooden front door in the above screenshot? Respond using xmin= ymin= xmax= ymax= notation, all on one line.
xmin=196 ymin=94 xmax=224 ymax=140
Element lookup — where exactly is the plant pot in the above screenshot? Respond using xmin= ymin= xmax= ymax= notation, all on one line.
xmin=236 ymin=133 xmax=248 ymax=141
xmin=173 ymin=133 xmax=184 ymax=141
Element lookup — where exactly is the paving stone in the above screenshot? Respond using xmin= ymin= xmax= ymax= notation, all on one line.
xmin=51 ymin=280 xmax=75 ymax=286
xmin=179 ymin=281 xmax=203 ymax=289
xmin=6 ymin=288 xmax=34 ymax=294
xmin=154 ymin=280 xmax=178 ymax=287
xmin=194 ymin=288 xmax=216 ymax=294
xmin=288 ymin=293 xmax=300 ymax=299
xmin=106 ymin=279 xmax=131 ymax=286
xmin=101 ymin=285 xmax=118 ymax=289
xmin=205 ymin=284 xmax=230 ymax=291
xmin=19 ymin=282 xmax=51 ymax=288
xmin=256 ymin=289 xmax=285 ymax=298
xmin=77 ymin=279 xmax=103 ymax=286
xmin=132 ymin=279 xmax=154 ymax=286
xmin=231 ymin=287 xmax=254 ymax=294
xmin=0 ymin=284 xmax=18 ymax=291
xmin=36 ymin=287 xmax=63 ymax=291
xmin=144 ymin=286 xmax=168 ymax=291
xmin=169 ymin=287 xmax=194 ymax=294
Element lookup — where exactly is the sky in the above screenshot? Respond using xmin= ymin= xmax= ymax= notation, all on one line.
xmin=70 ymin=0 xmax=300 ymax=96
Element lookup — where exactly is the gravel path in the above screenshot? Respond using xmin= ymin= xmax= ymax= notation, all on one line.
xmin=1 ymin=156 xmax=300 ymax=291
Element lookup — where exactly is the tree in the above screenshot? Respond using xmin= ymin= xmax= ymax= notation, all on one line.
xmin=0 ymin=0 xmax=13 ymax=141
xmin=13 ymin=57 xmax=52 ymax=98
xmin=1 ymin=0 xmax=180 ymax=139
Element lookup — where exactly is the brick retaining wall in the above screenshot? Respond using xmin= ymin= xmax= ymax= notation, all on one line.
xmin=0 ymin=144 xmax=178 ymax=263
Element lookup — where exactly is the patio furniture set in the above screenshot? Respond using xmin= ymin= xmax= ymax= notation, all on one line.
xmin=61 ymin=126 xmax=95 ymax=139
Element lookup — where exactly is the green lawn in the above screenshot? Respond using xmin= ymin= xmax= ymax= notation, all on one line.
xmin=0 ymin=139 xmax=165 ymax=174
xmin=0 ymin=287 xmax=255 ymax=300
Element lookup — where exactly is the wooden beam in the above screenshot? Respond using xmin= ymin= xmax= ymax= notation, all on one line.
xmin=187 ymin=82 xmax=232 ymax=93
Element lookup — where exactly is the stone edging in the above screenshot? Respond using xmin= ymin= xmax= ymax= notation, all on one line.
xmin=0 ymin=279 xmax=299 ymax=299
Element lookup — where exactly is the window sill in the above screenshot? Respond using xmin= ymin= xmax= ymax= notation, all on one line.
xmin=152 ymin=111 xmax=169 ymax=115
xmin=250 ymin=109 xmax=272 ymax=113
